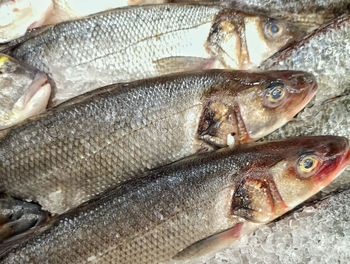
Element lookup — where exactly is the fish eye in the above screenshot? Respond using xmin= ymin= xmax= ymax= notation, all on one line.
xmin=264 ymin=21 xmax=283 ymax=39
xmin=263 ymin=82 xmax=285 ymax=107
xmin=297 ymin=154 xmax=320 ymax=177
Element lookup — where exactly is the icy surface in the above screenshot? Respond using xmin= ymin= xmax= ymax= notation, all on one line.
xmin=184 ymin=189 xmax=350 ymax=264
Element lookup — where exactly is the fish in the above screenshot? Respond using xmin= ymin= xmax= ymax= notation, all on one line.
xmin=263 ymin=93 xmax=350 ymax=198
xmin=0 ymin=70 xmax=316 ymax=214
xmin=200 ymin=188 xmax=350 ymax=264
xmin=218 ymin=0 xmax=350 ymax=30
xmin=0 ymin=54 xmax=51 ymax=129
xmin=261 ymin=14 xmax=350 ymax=104
xmin=0 ymin=0 xmax=53 ymax=43
xmin=0 ymin=0 xmax=169 ymax=43
xmin=0 ymin=197 xmax=48 ymax=242
xmin=0 ymin=136 xmax=349 ymax=264
xmin=2 ymin=4 xmax=301 ymax=105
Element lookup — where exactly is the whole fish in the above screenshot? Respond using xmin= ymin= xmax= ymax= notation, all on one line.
xmin=0 ymin=136 xmax=349 ymax=264
xmin=0 ymin=0 xmax=53 ymax=43
xmin=0 ymin=54 xmax=51 ymax=129
xmin=0 ymin=70 xmax=316 ymax=214
xmin=3 ymin=4 xmax=300 ymax=105
xmin=261 ymin=14 xmax=350 ymax=104
xmin=200 ymin=188 xmax=350 ymax=264
xmin=263 ymin=94 xmax=350 ymax=198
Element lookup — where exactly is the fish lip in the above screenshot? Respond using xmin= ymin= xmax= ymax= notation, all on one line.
xmin=285 ymin=74 xmax=317 ymax=120
xmin=315 ymin=138 xmax=350 ymax=184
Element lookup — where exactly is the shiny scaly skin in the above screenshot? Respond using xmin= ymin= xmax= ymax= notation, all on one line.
xmin=7 ymin=4 xmax=299 ymax=104
xmin=0 ymin=70 xmax=298 ymax=214
xmin=9 ymin=4 xmax=223 ymax=102
xmin=170 ymin=0 xmax=349 ymax=28
xmin=0 ymin=71 xmax=211 ymax=214
xmin=1 ymin=136 xmax=348 ymax=264
xmin=223 ymin=0 xmax=349 ymax=27
xmin=261 ymin=15 xmax=350 ymax=103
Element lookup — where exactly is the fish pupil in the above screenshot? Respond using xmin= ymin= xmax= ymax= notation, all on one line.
xmin=271 ymin=88 xmax=282 ymax=99
xmin=270 ymin=24 xmax=279 ymax=34
xmin=303 ymin=158 xmax=313 ymax=169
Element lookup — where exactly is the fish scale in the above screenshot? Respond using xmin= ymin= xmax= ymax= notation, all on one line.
xmin=13 ymin=5 xmax=220 ymax=72
xmin=0 ymin=73 xmax=210 ymax=214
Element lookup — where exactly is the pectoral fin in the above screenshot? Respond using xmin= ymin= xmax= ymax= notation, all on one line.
xmin=173 ymin=222 xmax=243 ymax=261
xmin=154 ymin=56 xmax=215 ymax=75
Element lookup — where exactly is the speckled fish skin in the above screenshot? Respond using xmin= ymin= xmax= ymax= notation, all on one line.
xmin=4 ymin=4 xmax=299 ymax=105
xmin=0 ymin=136 xmax=349 ymax=264
xmin=0 ymin=70 xmax=316 ymax=214
xmin=222 ymin=0 xmax=350 ymax=29
xmin=261 ymin=14 xmax=350 ymax=104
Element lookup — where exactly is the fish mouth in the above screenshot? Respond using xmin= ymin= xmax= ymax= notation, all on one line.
xmin=286 ymin=76 xmax=317 ymax=120
xmin=315 ymin=138 xmax=350 ymax=186
xmin=22 ymin=73 xmax=49 ymax=107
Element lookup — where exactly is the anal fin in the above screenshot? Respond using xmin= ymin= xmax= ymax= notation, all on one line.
xmin=154 ymin=56 xmax=215 ymax=75
xmin=173 ymin=222 xmax=244 ymax=261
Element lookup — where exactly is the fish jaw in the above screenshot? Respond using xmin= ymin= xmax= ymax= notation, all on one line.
xmin=234 ymin=71 xmax=317 ymax=142
xmin=0 ymin=0 xmax=53 ymax=43
xmin=0 ymin=72 xmax=51 ymax=129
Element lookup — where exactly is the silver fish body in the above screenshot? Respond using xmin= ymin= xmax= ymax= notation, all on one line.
xmin=0 ymin=136 xmax=348 ymax=264
xmin=0 ymin=70 xmax=315 ymax=214
xmin=223 ymin=0 xmax=350 ymax=29
xmin=5 ymin=4 xmax=299 ymax=105
xmin=261 ymin=14 xmax=350 ymax=104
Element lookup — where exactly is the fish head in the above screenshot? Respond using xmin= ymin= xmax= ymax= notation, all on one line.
xmin=234 ymin=70 xmax=316 ymax=142
xmin=197 ymin=70 xmax=316 ymax=148
xmin=231 ymin=136 xmax=350 ymax=223
xmin=208 ymin=10 xmax=301 ymax=69
xmin=0 ymin=54 xmax=51 ymax=129
xmin=243 ymin=15 xmax=300 ymax=68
